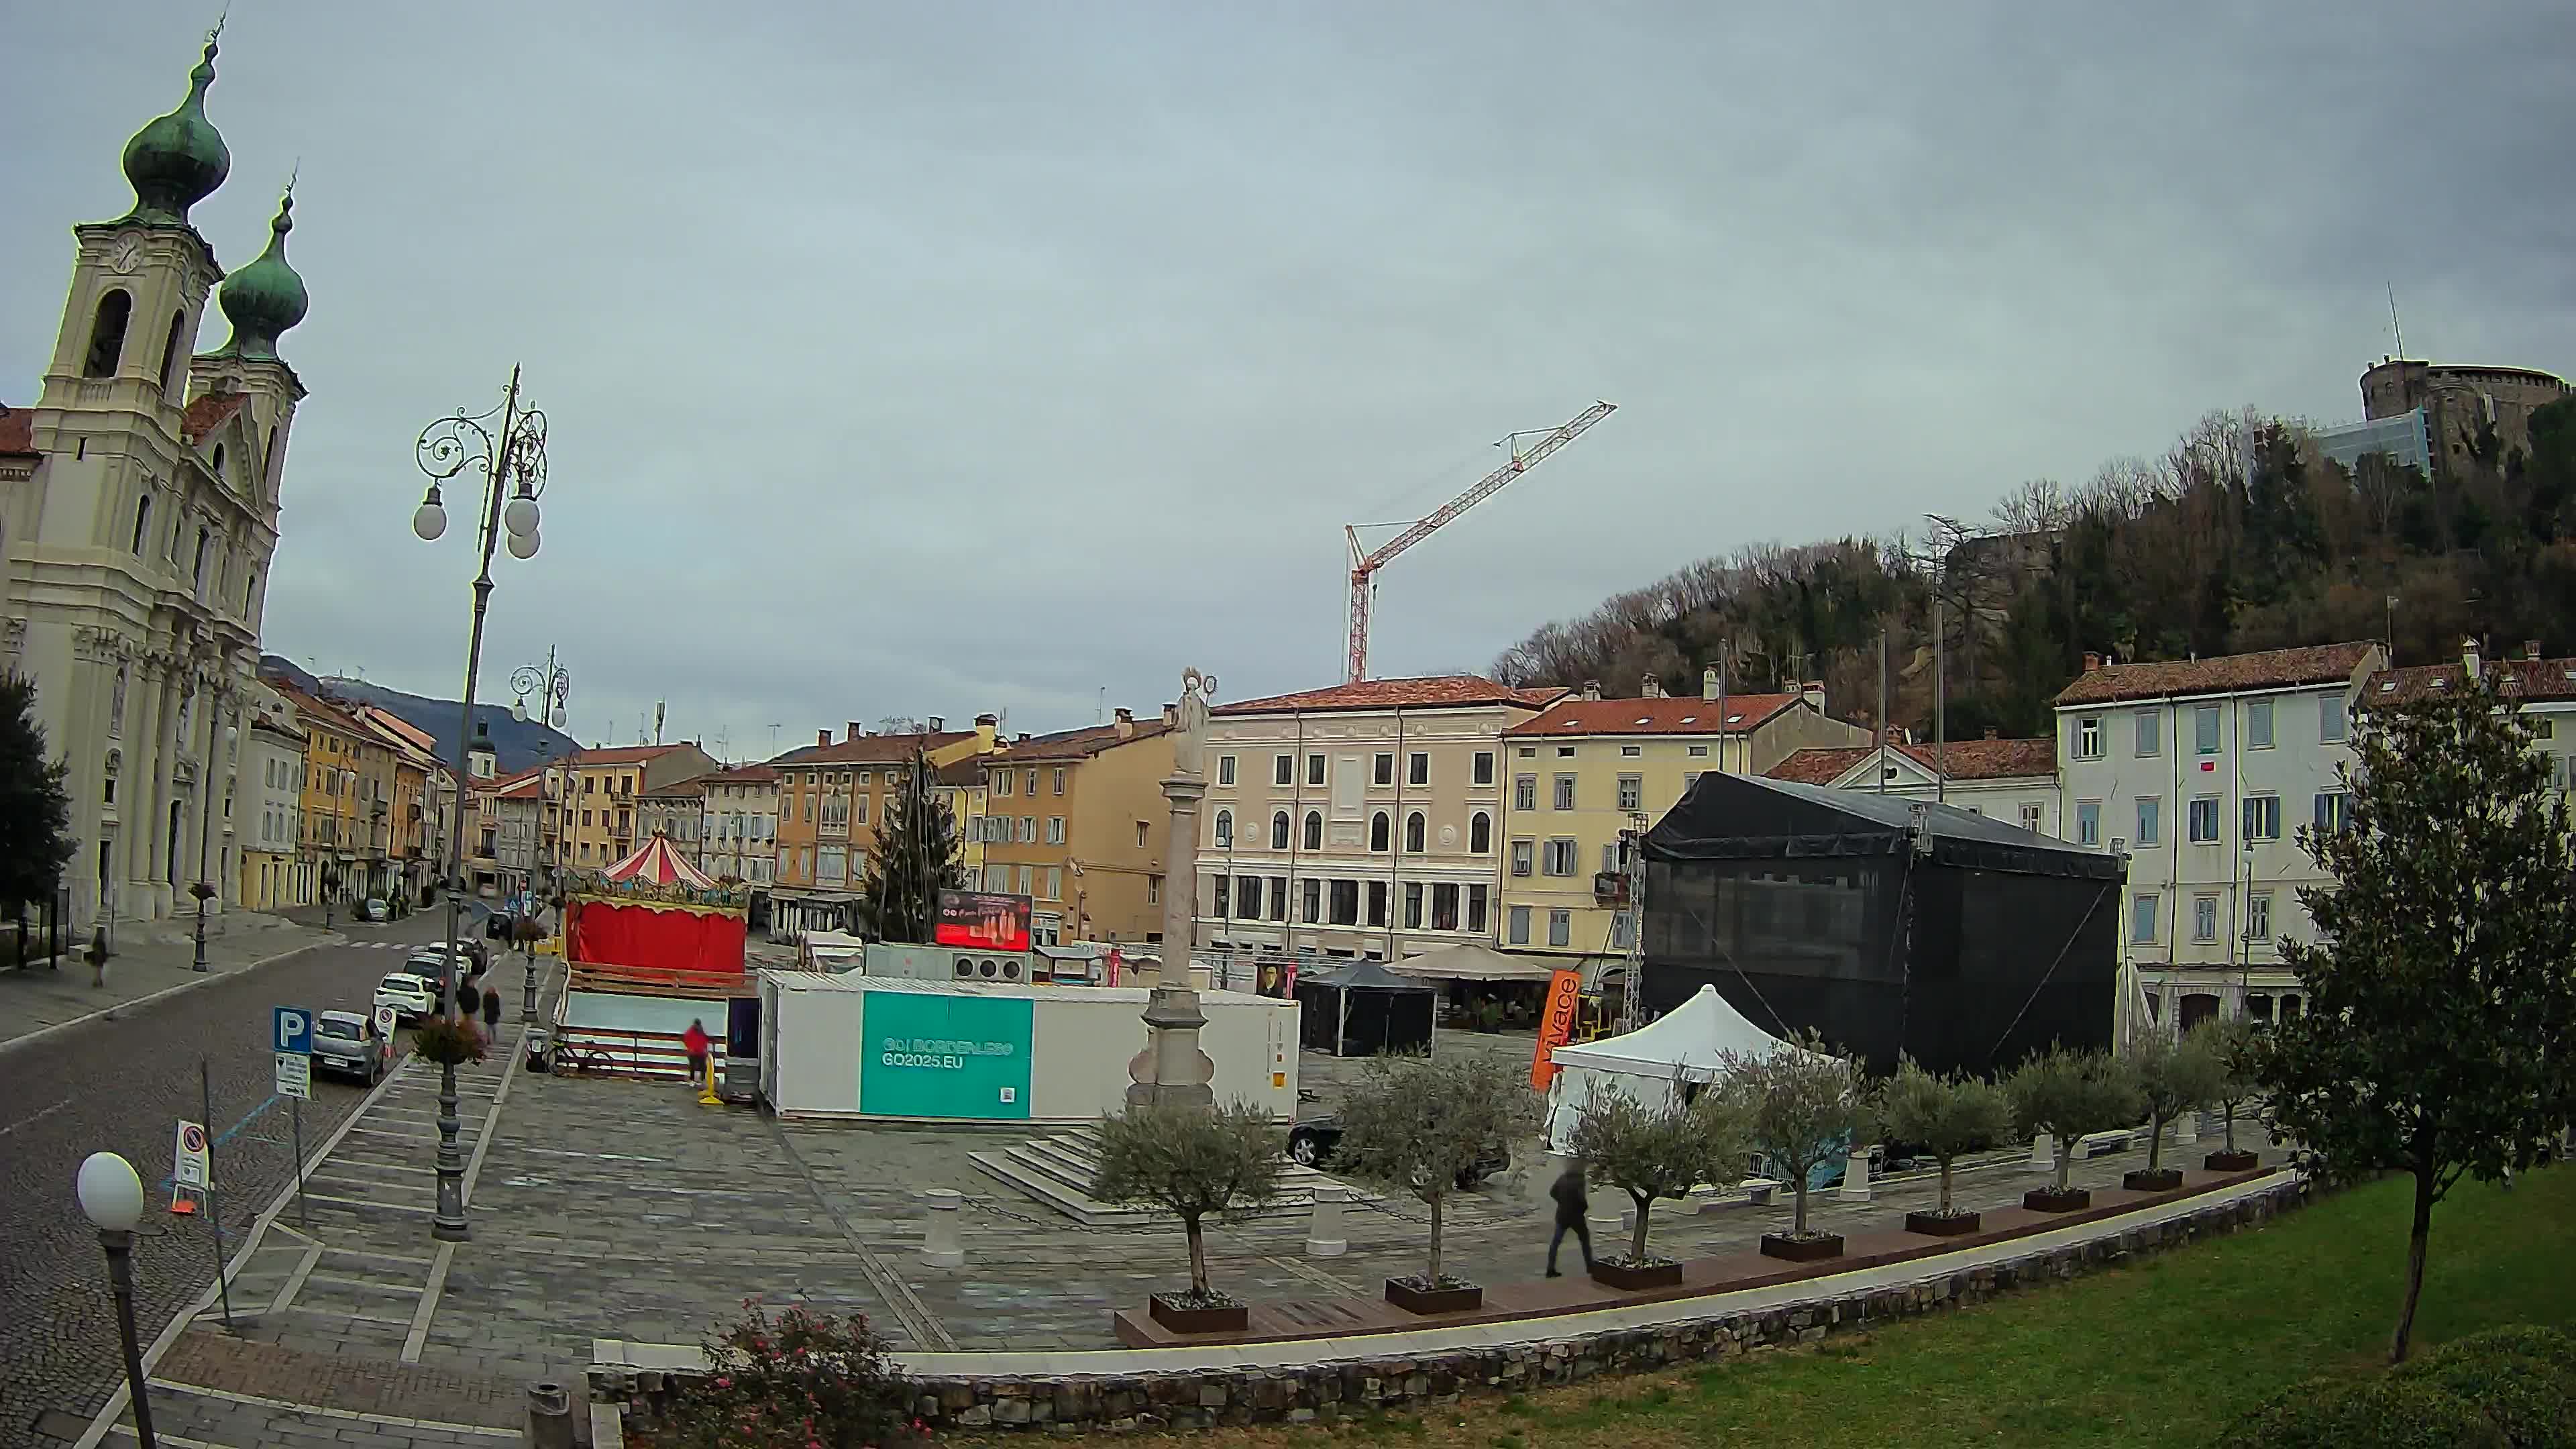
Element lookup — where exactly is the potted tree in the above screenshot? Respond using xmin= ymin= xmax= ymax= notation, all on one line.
xmin=1089 ymin=1100 xmax=1285 ymax=1334
xmin=1719 ymin=1031 xmax=1870 ymax=1263
xmin=1567 ymin=1077 xmax=1750 ymax=1289
xmin=2198 ymin=1018 xmax=2265 ymax=1172
xmin=2006 ymin=1046 xmax=2141 ymax=1212
xmin=1880 ymin=1056 xmax=2014 ymax=1236
xmin=2125 ymin=1026 xmax=2224 ymax=1191
xmin=1334 ymin=1051 xmax=1539 ymax=1314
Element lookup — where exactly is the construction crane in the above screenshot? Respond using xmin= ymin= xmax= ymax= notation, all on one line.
xmin=1343 ymin=400 xmax=1617 ymax=683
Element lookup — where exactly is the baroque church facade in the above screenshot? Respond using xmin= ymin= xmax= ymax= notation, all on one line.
xmin=1 ymin=31 xmax=311 ymax=930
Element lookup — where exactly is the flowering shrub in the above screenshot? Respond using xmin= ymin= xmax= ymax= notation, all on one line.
xmin=652 ymin=1300 xmax=916 ymax=1448
xmin=411 ymin=1015 xmax=487 ymax=1066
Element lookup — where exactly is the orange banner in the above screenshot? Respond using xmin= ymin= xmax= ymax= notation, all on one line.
xmin=1531 ymin=969 xmax=1585 ymax=1091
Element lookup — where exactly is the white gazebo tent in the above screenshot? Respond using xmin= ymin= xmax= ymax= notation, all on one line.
xmin=1542 ymin=984 xmax=1813 ymax=1154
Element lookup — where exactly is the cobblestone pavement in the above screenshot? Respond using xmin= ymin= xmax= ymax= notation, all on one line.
xmin=123 ymin=1019 xmax=2265 ymax=1411
xmin=0 ymin=912 xmax=500 ymax=1449
xmin=0 ymin=911 xmax=332 ymax=1050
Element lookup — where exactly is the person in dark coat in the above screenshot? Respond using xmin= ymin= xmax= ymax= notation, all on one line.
xmin=481 ymin=971 xmax=503 ymax=1031
xmin=1546 ymin=1161 xmax=1594 ymax=1277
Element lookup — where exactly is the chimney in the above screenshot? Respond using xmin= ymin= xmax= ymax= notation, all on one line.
xmin=1984 ymin=726 xmax=1999 ymax=740
xmin=1162 ymin=702 xmax=1178 ymax=729
xmin=2526 ymin=640 xmax=2542 ymax=661
xmin=1016 ymin=733 xmax=1031 ymax=745
xmin=2083 ymin=651 xmax=2101 ymax=673
xmin=1582 ymin=679 xmax=1602 ymax=702
xmin=1701 ymin=666 xmax=1720 ymax=702
xmin=974 ymin=713 xmax=998 ymax=750
xmin=2463 ymin=637 xmax=2481 ymax=680
xmin=848 ymin=720 xmax=864 ymax=742
xmin=1114 ymin=707 xmax=1135 ymax=739
xmin=1802 ymin=680 xmax=1827 ymax=712
xmin=928 ymin=715 xmax=945 ymax=732
xmin=816 ymin=729 xmax=831 ymax=748
xmin=1642 ymin=676 xmax=1665 ymax=699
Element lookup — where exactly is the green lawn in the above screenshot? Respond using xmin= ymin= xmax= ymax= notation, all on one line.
xmin=1198 ymin=1165 xmax=2576 ymax=1449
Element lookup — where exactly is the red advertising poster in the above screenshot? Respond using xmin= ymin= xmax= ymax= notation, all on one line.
xmin=1530 ymin=969 xmax=1585 ymax=1091
xmin=1105 ymin=947 xmax=1122 ymax=987
xmin=934 ymin=891 xmax=1033 ymax=952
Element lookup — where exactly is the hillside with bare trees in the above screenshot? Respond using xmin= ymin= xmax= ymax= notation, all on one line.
xmin=1491 ymin=397 xmax=2576 ymax=740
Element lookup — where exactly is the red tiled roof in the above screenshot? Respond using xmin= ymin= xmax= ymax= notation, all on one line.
xmin=1505 ymin=694 xmax=1803 ymax=738
xmin=181 ymin=392 xmax=250 ymax=443
xmin=995 ymin=720 xmax=1173 ymax=762
xmin=2052 ymin=643 xmax=2379 ymax=707
xmin=0 ymin=405 xmax=34 ymax=457
xmin=701 ymin=763 xmax=778 ymax=784
xmin=1214 ymin=676 xmax=1564 ymax=716
xmin=2367 ymin=655 xmax=2576 ymax=705
xmin=570 ymin=744 xmax=689 ymax=767
xmin=934 ymin=758 xmax=985 ymax=787
xmin=1765 ymin=737 xmax=2057 ymax=786
xmin=767 ymin=731 xmax=974 ymax=767
xmin=639 ymin=775 xmax=712 ymax=798
xmin=270 ymin=684 xmax=367 ymax=739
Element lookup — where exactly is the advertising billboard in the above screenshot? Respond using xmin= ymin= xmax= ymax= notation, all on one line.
xmin=934 ymin=890 xmax=1032 ymax=953
xmin=859 ymin=991 xmax=1034 ymax=1120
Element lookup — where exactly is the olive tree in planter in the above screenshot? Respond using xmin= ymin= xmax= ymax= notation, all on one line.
xmin=1089 ymin=1100 xmax=1285 ymax=1335
xmin=1718 ymin=1031 xmax=1870 ymax=1263
xmin=1566 ymin=1077 xmax=1750 ymax=1289
xmin=1879 ymin=1057 xmax=2013 ymax=1236
xmin=2006 ymin=1046 xmax=2141 ymax=1212
xmin=2125 ymin=1026 xmax=2225 ymax=1191
xmin=2198 ymin=1018 xmax=2265 ymax=1171
xmin=1334 ymin=1051 xmax=1539 ymax=1314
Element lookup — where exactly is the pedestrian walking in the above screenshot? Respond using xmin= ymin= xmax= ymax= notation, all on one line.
xmin=482 ymin=972 xmax=502 ymax=1032
xmin=1546 ymin=1161 xmax=1594 ymax=1277
xmin=682 ymin=1018 xmax=711 ymax=1089
xmin=453 ymin=974 xmax=480 ymax=1022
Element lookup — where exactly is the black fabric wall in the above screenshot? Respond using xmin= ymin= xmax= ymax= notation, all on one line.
xmin=1292 ymin=981 xmax=1437 ymax=1056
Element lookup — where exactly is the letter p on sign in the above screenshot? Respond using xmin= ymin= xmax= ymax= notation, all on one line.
xmin=274 ymin=1006 xmax=311 ymax=1056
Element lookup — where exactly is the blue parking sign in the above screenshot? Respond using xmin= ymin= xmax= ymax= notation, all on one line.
xmin=274 ymin=1006 xmax=312 ymax=1056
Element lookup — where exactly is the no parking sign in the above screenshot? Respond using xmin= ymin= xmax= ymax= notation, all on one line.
xmin=173 ymin=1120 xmax=209 ymax=1189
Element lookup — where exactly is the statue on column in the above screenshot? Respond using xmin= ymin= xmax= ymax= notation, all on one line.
xmin=1172 ymin=667 xmax=1216 ymax=778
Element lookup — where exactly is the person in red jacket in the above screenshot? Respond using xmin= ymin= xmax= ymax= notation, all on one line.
xmin=682 ymin=1018 xmax=711 ymax=1090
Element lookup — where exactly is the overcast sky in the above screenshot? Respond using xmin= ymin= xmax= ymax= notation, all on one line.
xmin=9 ymin=3 xmax=2571 ymax=757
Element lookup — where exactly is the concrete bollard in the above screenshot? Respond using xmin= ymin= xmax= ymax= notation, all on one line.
xmin=1304 ymin=1185 xmax=1348 ymax=1258
xmin=919 ymin=1188 xmax=965 ymax=1269
xmin=525 ymin=1381 xmax=575 ymax=1449
xmin=2174 ymin=1110 xmax=2199 ymax=1146
xmin=1836 ymin=1147 xmax=1872 ymax=1202
xmin=2028 ymin=1132 xmax=2055 ymax=1171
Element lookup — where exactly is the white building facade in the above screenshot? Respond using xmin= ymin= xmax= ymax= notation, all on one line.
xmin=1766 ymin=735 xmax=2061 ymax=836
xmin=238 ymin=684 xmax=305 ymax=910
xmin=3 ymin=36 xmax=309 ymax=930
xmin=2053 ymin=642 xmax=2385 ymax=1030
xmin=699 ymin=764 xmax=779 ymax=888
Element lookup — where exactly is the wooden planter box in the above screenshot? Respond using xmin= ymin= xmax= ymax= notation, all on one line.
xmin=1146 ymin=1293 xmax=1248 ymax=1336
xmin=2204 ymin=1149 xmax=2260 ymax=1172
xmin=1759 ymin=1232 xmax=1845 ymax=1263
xmin=1384 ymin=1277 xmax=1482 ymax=1315
xmin=1905 ymin=1209 xmax=1981 ymax=1237
xmin=2024 ymin=1187 xmax=2092 ymax=1213
xmin=2123 ymin=1167 xmax=2185 ymax=1193
xmin=1590 ymin=1257 xmax=1684 ymax=1291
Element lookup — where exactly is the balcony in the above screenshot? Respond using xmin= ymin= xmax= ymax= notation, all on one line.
xmin=1593 ymin=871 xmax=1631 ymax=906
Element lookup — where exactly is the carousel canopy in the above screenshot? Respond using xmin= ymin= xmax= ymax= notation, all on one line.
xmin=602 ymin=833 xmax=717 ymax=889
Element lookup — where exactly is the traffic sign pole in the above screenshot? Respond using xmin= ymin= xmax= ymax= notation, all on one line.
xmin=291 ymin=1096 xmax=307 ymax=1232
xmin=200 ymin=1058 xmax=233 ymax=1330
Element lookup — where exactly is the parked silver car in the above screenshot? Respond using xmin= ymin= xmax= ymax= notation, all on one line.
xmin=309 ymin=1009 xmax=389 ymax=1085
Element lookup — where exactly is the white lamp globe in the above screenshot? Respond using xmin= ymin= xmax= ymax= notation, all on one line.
xmin=76 ymin=1151 xmax=144 ymax=1232
xmin=503 ymin=494 xmax=540 ymax=539
xmin=412 ymin=499 xmax=447 ymax=542
xmin=513 ymin=698 xmax=529 ymax=723
xmin=506 ymin=528 xmax=539 ymax=561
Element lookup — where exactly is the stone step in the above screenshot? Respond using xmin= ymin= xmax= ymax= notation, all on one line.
xmin=969 ymin=1130 xmax=1378 ymax=1227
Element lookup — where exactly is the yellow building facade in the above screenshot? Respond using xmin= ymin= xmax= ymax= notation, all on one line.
xmin=977 ymin=710 xmax=1174 ymax=946
xmin=559 ymin=743 xmax=718 ymax=874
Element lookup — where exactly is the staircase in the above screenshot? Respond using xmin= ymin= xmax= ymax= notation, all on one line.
xmin=969 ymin=1130 xmax=1378 ymax=1228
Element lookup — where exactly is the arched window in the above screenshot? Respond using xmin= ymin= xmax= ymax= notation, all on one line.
xmin=1405 ymin=812 xmax=1426 ymax=853
xmin=1214 ymin=809 xmax=1232 ymax=849
xmin=211 ymin=443 xmax=226 ymax=482
xmin=263 ymin=425 xmax=280 ymax=494
xmin=193 ymin=526 xmax=211 ymax=591
xmin=129 ymin=493 xmax=152 ymax=555
xmin=1271 ymin=810 xmax=1290 ymax=850
xmin=158 ymin=310 xmax=187 ymax=395
xmin=1303 ymin=810 xmax=1322 ymax=851
xmin=85 ymin=290 xmax=132 ymax=377
xmin=1369 ymin=812 xmax=1390 ymax=853
xmin=1470 ymin=810 xmax=1491 ymax=854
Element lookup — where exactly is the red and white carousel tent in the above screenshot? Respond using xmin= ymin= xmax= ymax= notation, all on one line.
xmin=600 ymin=833 xmax=717 ymax=889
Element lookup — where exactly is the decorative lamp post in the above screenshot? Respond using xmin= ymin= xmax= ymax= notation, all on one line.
xmin=1126 ymin=668 xmax=1218 ymax=1110
xmin=76 ymin=1151 xmax=158 ymax=1449
xmin=411 ymin=366 xmax=549 ymax=1242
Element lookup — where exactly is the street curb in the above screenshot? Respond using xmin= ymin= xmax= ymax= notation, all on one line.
xmin=0 ymin=935 xmax=345 ymax=1061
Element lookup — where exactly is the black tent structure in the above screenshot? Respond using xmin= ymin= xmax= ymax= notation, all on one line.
xmin=1640 ymin=772 xmax=2125 ymax=1077
xmin=1294 ymin=959 xmax=1438 ymax=1057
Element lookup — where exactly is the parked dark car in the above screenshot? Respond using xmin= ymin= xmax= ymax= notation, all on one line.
xmin=1286 ymin=1116 xmax=1510 ymax=1189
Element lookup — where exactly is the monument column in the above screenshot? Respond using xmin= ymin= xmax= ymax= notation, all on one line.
xmin=1127 ymin=667 xmax=1218 ymax=1111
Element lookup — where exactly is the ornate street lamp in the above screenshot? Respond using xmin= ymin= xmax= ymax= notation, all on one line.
xmin=76 ymin=1152 xmax=157 ymax=1448
xmin=410 ymin=367 xmax=548 ymax=1242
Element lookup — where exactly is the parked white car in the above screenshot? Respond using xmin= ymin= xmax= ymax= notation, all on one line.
xmin=373 ymin=973 xmax=436 ymax=1025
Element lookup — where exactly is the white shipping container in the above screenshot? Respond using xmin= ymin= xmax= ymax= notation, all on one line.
xmin=758 ymin=974 xmax=1297 ymax=1123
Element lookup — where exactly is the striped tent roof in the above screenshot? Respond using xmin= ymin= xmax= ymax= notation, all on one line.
xmin=602 ymin=833 xmax=717 ymax=889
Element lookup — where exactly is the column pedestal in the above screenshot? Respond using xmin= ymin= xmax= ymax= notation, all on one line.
xmin=1128 ymin=770 xmax=1215 ymax=1110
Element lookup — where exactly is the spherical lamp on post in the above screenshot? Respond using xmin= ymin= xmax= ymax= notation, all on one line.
xmin=77 ymin=1151 xmax=158 ymax=1449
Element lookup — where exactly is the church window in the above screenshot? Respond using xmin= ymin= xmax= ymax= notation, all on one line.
xmin=85 ymin=290 xmax=132 ymax=377
xmin=211 ymin=444 xmax=226 ymax=482
xmin=193 ymin=527 xmax=211 ymax=592
xmin=130 ymin=494 xmax=152 ymax=554
xmin=158 ymin=311 xmax=187 ymax=396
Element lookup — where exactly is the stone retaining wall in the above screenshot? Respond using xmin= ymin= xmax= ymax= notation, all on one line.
xmin=594 ymin=1178 xmax=2307 ymax=1435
